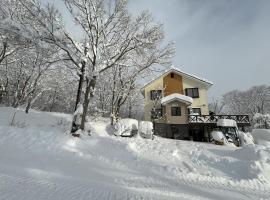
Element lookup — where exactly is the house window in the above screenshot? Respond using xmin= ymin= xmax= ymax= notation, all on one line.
xmin=188 ymin=107 xmax=201 ymax=115
xmin=171 ymin=73 xmax=174 ymax=78
xmin=192 ymin=108 xmax=201 ymax=115
xmin=185 ymin=88 xmax=199 ymax=98
xmin=151 ymin=108 xmax=163 ymax=119
xmin=150 ymin=90 xmax=162 ymax=100
xmin=171 ymin=106 xmax=181 ymax=116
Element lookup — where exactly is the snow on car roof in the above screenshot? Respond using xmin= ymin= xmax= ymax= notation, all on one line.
xmin=217 ymin=119 xmax=237 ymax=127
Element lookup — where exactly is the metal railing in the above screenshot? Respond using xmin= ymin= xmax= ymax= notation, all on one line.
xmin=188 ymin=115 xmax=250 ymax=125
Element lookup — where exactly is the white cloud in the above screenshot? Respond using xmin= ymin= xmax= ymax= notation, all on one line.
xmin=129 ymin=0 xmax=270 ymax=98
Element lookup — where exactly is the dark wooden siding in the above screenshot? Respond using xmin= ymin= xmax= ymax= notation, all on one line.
xmin=163 ymin=73 xmax=183 ymax=96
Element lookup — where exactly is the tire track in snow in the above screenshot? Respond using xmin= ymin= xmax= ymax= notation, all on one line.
xmin=0 ymin=170 xmax=189 ymax=200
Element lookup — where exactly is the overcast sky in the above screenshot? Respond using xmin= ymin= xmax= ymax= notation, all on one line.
xmin=46 ymin=0 xmax=270 ymax=99
xmin=129 ymin=0 xmax=270 ymax=99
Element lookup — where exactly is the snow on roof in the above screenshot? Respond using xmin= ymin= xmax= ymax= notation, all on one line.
xmin=141 ymin=66 xmax=213 ymax=91
xmin=170 ymin=65 xmax=213 ymax=85
xmin=161 ymin=93 xmax=193 ymax=105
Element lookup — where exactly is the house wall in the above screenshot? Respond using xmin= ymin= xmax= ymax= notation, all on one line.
xmin=163 ymin=73 xmax=183 ymax=96
xmin=143 ymin=71 xmax=211 ymax=122
xmin=144 ymin=77 xmax=165 ymax=122
xmin=165 ymin=101 xmax=188 ymax=124
xmin=154 ymin=123 xmax=189 ymax=140
xmin=182 ymin=77 xmax=210 ymax=115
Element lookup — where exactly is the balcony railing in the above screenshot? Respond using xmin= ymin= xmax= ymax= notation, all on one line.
xmin=188 ymin=115 xmax=250 ymax=125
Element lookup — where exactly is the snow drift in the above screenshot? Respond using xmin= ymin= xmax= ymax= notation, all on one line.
xmin=251 ymin=129 xmax=270 ymax=146
xmin=0 ymin=107 xmax=270 ymax=200
xmin=239 ymin=131 xmax=255 ymax=146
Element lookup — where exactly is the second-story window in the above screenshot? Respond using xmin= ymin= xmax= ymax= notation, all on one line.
xmin=150 ymin=90 xmax=162 ymax=100
xmin=185 ymin=88 xmax=199 ymax=98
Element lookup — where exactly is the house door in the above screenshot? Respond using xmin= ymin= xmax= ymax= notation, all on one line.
xmin=170 ymin=125 xmax=179 ymax=139
xmin=191 ymin=128 xmax=204 ymax=142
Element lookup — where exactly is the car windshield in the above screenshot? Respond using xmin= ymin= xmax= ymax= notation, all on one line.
xmin=221 ymin=127 xmax=236 ymax=136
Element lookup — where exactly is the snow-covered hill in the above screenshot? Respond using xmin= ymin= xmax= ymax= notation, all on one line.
xmin=0 ymin=107 xmax=270 ymax=200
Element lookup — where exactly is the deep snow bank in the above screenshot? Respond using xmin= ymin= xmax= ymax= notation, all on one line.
xmin=0 ymin=107 xmax=270 ymax=200
xmin=252 ymin=129 xmax=270 ymax=146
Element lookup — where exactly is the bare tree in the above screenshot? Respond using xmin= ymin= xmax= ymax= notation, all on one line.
xmin=253 ymin=113 xmax=270 ymax=129
xmin=108 ymin=64 xmax=158 ymax=124
xmin=62 ymin=0 xmax=173 ymax=131
xmin=0 ymin=0 xmax=34 ymax=65
xmin=1 ymin=0 xmax=174 ymax=135
xmin=0 ymin=44 xmax=60 ymax=112
xmin=208 ymin=98 xmax=225 ymax=114
xmin=222 ymin=85 xmax=270 ymax=115
xmin=122 ymin=87 xmax=144 ymax=120
xmin=33 ymin=65 xmax=77 ymax=113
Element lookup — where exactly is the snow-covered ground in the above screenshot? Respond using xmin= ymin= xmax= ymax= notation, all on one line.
xmin=0 ymin=107 xmax=270 ymax=200
xmin=252 ymin=129 xmax=270 ymax=146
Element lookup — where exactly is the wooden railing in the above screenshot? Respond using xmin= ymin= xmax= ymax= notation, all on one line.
xmin=188 ymin=115 xmax=250 ymax=125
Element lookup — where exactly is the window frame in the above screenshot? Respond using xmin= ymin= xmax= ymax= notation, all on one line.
xmin=192 ymin=108 xmax=201 ymax=115
xmin=150 ymin=90 xmax=162 ymax=100
xmin=185 ymin=88 xmax=199 ymax=98
xmin=171 ymin=106 xmax=181 ymax=116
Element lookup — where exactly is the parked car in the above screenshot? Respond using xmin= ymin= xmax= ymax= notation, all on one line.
xmin=139 ymin=121 xmax=154 ymax=139
xmin=114 ymin=118 xmax=138 ymax=137
xmin=212 ymin=119 xmax=240 ymax=146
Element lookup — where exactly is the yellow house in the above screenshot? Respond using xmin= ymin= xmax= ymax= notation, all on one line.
xmin=141 ymin=67 xmax=250 ymax=141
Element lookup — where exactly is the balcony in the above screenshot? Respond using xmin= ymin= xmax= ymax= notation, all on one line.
xmin=188 ymin=115 xmax=250 ymax=126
